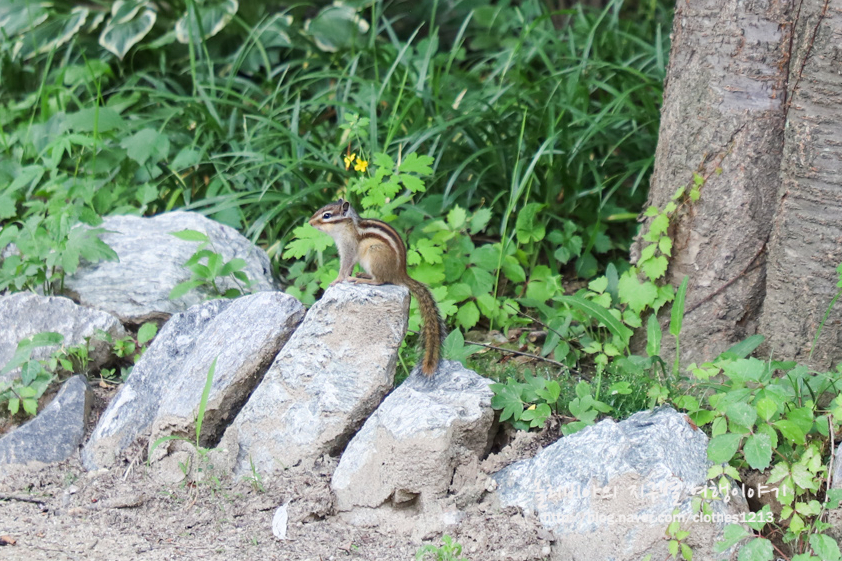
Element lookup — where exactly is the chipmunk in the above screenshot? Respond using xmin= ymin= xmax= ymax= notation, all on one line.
xmin=309 ymin=198 xmax=445 ymax=377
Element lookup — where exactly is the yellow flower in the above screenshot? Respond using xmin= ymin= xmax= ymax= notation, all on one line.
xmin=354 ymin=159 xmax=369 ymax=173
xmin=344 ymin=153 xmax=356 ymax=170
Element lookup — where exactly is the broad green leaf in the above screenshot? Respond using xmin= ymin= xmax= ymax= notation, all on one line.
xmin=470 ymin=209 xmax=493 ymax=234
xmin=736 ymin=538 xmax=772 ymax=561
xmin=64 ymin=107 xmax=125 ymax=133
xmin=707 ymin=433 xmax=741 ymax=463
xmin=100 ymin=3 xmax=156 ymax=59
xmin=137 ymin=322 xmax=158 ymax=345
xmin=169 ymin=280 xmax=205 ymax=300
xmin=743 ymin=433 xmax=772 ymax=470
xmin=490 ymin=382 xmax=524 ymax=422
xmin=617 ymin=269 xmax=658 ymax=313
xmin=120 ymin=128 xmax=170 ymax=166
xmin=456 ymin=301 xmax=480 ymax=330
xmin=447 ymin=207 xmax=467 ymax=229
xmin=176 ymin=0 xmax=238 ymax=44
xmin=649 ymin=213 xmax=669 ymax=236
xmin=725 ymin=402 xmax=757 ymax=430
xmin=515 ymin=203 xmax=545 ymax=244
xmin=469 ymin=245 xmax=498 ymax=271
xmin=397 ymin=152 xmax=433 ymax=175
xmin=755 ymin=398 xmax=778 ymax=421
xmin=282 ymin=224 xmax=333 ymax=258
xmin=809 ymin=534 xmax=841 ymax=561
xmin=219 ymin=258 xmax=247 ymax=277
xmin=640 ymin=255 xmax=668 ymax=281
xmin=502 ymin=256 xmax=526 ymax=283
xmin=774 ymin=420 xmax=806 ymax=446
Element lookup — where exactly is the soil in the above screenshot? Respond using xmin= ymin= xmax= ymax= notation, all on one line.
xmin=0 ymin=391 xmax=556 ymax=561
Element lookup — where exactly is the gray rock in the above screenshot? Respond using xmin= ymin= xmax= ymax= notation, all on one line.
xmin=82 ymin=292 xmax=304 ymax=470
xmin=493 ymin=407 xmax=746 ymax=561
xmin=220 ymin=283 xmax=409 ymax=477
xmin=0 ymin=292 xmax=125 ymax=386
xmin=0 ymin=375 xmax=92 ymax=466
xmin=332 ymin=361 xmax=495 ymax=513
xmin=63 ymin=211 xmax=278 ymax=323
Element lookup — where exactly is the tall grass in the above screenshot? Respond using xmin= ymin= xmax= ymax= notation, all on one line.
xmin=0 ymin=0 xmax=671 ymax=279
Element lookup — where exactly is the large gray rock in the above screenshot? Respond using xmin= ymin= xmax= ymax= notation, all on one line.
xmin=331 ymin=361 xmax=495 ymax=533
xmin=0 ymin=292 xmax=125 ymax=386
xmin=220 ymin=283 xmax=409 ymax=477
xmin=493 ymin=407 xmax=745 ymax=561
xmin=82 ymin=292 xmax=304 ymax=470
xmin=0 ymin=375 xmax=92 ymax=466
xmin=63 ymin=211 xmax=278 ymax=323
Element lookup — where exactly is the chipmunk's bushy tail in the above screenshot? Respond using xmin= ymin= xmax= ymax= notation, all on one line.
xmin=404 ymin=277 xmax=445 ymax=377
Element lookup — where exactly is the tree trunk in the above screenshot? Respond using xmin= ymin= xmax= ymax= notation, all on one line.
xmin=759 ymin=0 xmax=842 ymax=366
xmin=642 ymin=0 xmax=842 ymax=368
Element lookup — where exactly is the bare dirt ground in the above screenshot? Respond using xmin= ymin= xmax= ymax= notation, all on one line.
xmin=0 ymin=392 xmax=558 ymax=561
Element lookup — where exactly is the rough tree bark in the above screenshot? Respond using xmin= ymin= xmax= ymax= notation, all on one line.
xmin=641 ymin=0 xmax=842 ymax=367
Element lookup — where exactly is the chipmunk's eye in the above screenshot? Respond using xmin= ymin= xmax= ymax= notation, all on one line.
xmin=323 ymin=212 xmax=331 ymax=219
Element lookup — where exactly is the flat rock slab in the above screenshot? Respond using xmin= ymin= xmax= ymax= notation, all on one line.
xmin=493 ymin=407 xmax=743 ymax=561
xmin=0 ymin=375 xmax=92 ymax=467
xmin=63 ymin=211 xmax=278 ymax=323
xmin=331 ymin=360 xmax=495 ymax=524
xmin=0 ymin=292 xmax=125 ymax=386
xmin=220 ymin=284 xmax=409 ymax=477
xmin=82 ymin=292 xmax=304 ymax=471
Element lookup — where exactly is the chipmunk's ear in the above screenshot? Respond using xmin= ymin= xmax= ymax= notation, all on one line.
xmin=341 ymin=200 xmax=351 ymax=215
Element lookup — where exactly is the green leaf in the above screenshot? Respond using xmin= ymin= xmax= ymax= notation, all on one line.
xmin=719 ymin=334 xmax=765 ymax=359
xmin=556 ymin=295 xmax=633 ymax=347
xmin=64 ymin=107 xmax=125 ymax=133
xmin=195 ymin=357 xmax=217 ymax=444
xmin=755 ymin=398 xmax=778 ymax=421
xmin=617 ymin=269 xmax=658 ymax=313
xmin=470 ymin=245 xmax=499 ymax=271
xmin=22 ymin=398 xmax=38 ymax=416
xmin=737 ymin=538 xmax=772 ymax=561
xmin=809 ymin=534 xmax=841 ymax=561
xmin=137 ymin=322 xmax=158 ymax=346
xmin=100 ymin=4 xmax=157 ymax=59
xmin=490 ymin=381 xmax=524 ymax=422
xmin=396 ymin=152 xmax=433 ymax=175
xmin=470 ymin=209 xmax=493 ymax=234
xmin=725 ymin=402 xmax=757 ymax=430
xmin=501 ymin=257 xmax=526 ymax=283
xmin=120 ymin=128 xmax=170 ymax=166
xmin=461 ymin=267 xmax=495 ymax=297
xmin=774 ymin=420 xmax=806 ymax=446
xmin=641 ymin=255 xmax=668 ymax=281
xmin=707 ymin=433 xmax=742 ymax=463
xmin=171 ymin=229 xmax=209 ymax=242
xmin=670 ymin=276 xmax=689 ymax=337
xmin=169 ymin=280 xmax=205 ymax=300
xmin=175 ymin=0 xmax=238 ymax=44
xmin=441 ymin=329 xmax=479 ymax=364
xmin=588 ymin=276 xmax=608 ymax=293
xmin=515 ymin=203 xmax=545 ymax=244
xmin=219 ymin=258 xmax=247 ymax=276
xmin=456 ymin=301 xmax=480 ymax=330
xmin=646 ymin=313 xmax=662 ymax=358
xmin=447 ymin=207 xmax=467 ymax=230
xmin=743 ymin=433 xmax=772 ymax=470
xmin=649 ymin=213 xmax=669 ymax=236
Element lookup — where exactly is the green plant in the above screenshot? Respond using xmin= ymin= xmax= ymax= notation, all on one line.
xmin=244 ymin=457 xmax=265 ymax=494
xmin=169 ymin=229 xmax=254 ymax=300
xmin=148 ymin=356 xmax=217 ymax=476
xmin=96 ymin=321 xmax=158 ymax=382
xmin=0 ymin=332 xmax=64 ymax=415
xmin=416 ymin=534 xmax=469 ymax=561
